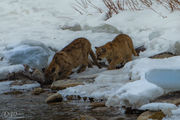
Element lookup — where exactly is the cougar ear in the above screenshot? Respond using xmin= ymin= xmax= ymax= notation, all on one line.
xmin=95 ymin=47 xmax=98 ymax=49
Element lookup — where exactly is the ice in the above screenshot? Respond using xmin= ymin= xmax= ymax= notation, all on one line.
xmin=3 ymin=40 xmax=54 ymax=69
xmin=146 ymin=69 xmax=180 ymax=90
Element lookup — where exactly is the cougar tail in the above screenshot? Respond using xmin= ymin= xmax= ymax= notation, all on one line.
xmin=89 ymin=49 xmax=101 ymax=68
xmin=128 ymin=39 xmax=138 ymax=56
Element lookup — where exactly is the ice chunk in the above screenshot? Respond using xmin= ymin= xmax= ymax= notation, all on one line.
xmin=146 ymin=69 xmax=180 ymax=90
xmin=106 ymin=80 xmax=164 ymax=108
xmin=3 ymin=40 xmax=53 ymax=69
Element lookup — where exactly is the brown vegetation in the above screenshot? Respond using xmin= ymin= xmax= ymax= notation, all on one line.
xmin=73 ymin=0 xmax=180 ymax=19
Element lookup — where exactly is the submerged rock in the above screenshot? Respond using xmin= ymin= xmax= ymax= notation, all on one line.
xmin=51 ymin=79 xmax=85 ymax=90
xmin=45 ymin=93 xmax=63 ymax=103
xmin=32 ymin=87 xmax=44 ymax=95
xmin=90 ymin=102 xmax=105 ymax=108
xmin=3 ymin=91 xmax=23 ymax=95
xmin=73 ymin=115 xmax=97 ymax=120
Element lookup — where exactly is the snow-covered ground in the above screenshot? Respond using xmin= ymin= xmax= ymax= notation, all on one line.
xmin=0 ymin=0 xmax=180 ymax=119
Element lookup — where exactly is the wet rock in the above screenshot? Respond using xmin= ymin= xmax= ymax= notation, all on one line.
xmin=51 ymin=79 xmax=84 ymax=90
xmin=92 ymin=107 xmax=109 ymax=112
xmin=135 ymin=45 xmax=146 ymax=55
xmin=32 ymin=87 xmax=44 ymax=95
xmin=73 ymin=115 xmax=97 ymax=120
xmin=10 ymin=80 xmax=36 ymax=86
xmin=90 ymin=102 xmax=105 ymax=108
xmin=125 ymin=107 xmax=145 ymax=114
xmin=137 ymin=111 xmax=165 ymax=120
xmin=149 ymin=52 xmax=175 ymax=59
xmin=31 ymin=69 xmax=45 ymax=84
xmin=3 ymin=91 xmax=23 ymax=95
xmin=3 ymin=65 xmax=45 ymax=85
xmin=45 ymin=93 xmax=63 ymax=103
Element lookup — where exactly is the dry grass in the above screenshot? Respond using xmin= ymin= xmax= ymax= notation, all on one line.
xmin=72 ymin=0 xmax=180 ymax=19
xmin=72 ymin=0 xmax=103 ymax=15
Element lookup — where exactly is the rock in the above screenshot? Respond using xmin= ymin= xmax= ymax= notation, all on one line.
xmin=137 ymin=111 xmax=165 ymax=120
xmin=135 ymin=45 xmax=146 ymax=55
xmin=73 ymin=115 xmax=97 ymax=120
xmin=31 ymin=69 xmax=45 ymax=84
xmin=3 ymin=91 xmax=23 ymax=95
xmin=90 ymin=102 xmax=105 ymax=108
xmin=45 ymin=93 xmax=63 ymax=103
xmin=10 ymin=80 xmax=36 ymax=86
xmin=149 ymin=52 xmax=175 ymax=59
xmin=92 ymin=107 xmax=109 ymax=112
xmin=32 ymin=87 xmax=44 ymax=95
xmin=51 ymin=79 xmax=84 ymax=90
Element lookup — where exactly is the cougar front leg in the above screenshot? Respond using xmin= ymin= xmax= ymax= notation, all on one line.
xmin=77 ymin=64 xmax=87 ymax=73
xmin=108 ymin=58 xmax=123 ymax=70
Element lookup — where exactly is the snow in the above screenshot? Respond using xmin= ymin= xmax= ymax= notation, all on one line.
xmin=0 ymin=64 xmax=24 ymax=80
xmin=140 ymin=102 xmax=177 ymax=113
xmin=0 ymin=81 xmax=40 ymax=94
xmin=0 ymin=0 xmax=180 ymax=115
xmin=163 ymin=106 xmax=180 ymax=120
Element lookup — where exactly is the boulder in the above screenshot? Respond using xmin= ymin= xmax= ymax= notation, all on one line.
xmin=137 ymin=111 xmax=165 ymax=120
xmin=45 ymin=93 xmax=63 ymax=103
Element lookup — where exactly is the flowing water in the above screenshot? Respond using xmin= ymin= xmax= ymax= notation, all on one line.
xmin=0 ymin=90 xmax=138 ymax=120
